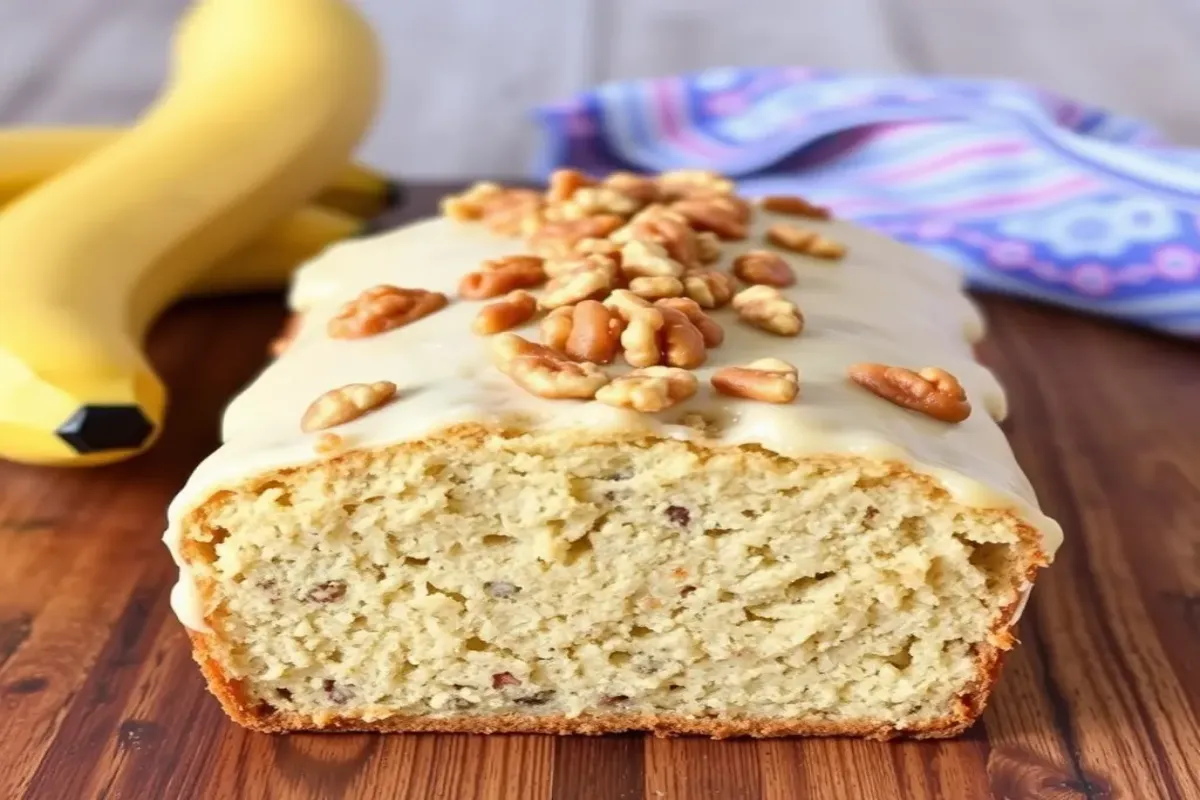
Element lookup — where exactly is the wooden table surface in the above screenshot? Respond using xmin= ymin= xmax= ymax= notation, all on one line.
xmin=1 ymin=185 xmax=1198 ymax=800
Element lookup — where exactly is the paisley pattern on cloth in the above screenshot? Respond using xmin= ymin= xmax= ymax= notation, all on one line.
xmin=534 ymin=68 xmax=1200 ymax=337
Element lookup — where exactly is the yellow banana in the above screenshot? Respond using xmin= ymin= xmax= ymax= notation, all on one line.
xmin=0 ymin=0 xmax=380 ymax=467
xmin=0 ymin=195 xmax=366 ymax=296
xmin=0 ymin=126 xmax=400 ymax=218
xmin=194 ymin=205 xmax=365 ymax=296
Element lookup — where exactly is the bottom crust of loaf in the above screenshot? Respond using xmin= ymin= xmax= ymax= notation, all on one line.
xmin=188 ymin=629 xmax=1005 ymax=739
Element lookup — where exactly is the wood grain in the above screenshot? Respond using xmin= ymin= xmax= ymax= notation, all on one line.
xmin=0 ymin=185 xmax=1198 ymax=800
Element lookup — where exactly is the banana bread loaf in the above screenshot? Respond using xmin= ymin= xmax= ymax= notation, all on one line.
xmin=165 ymin=171 xmax=1060 ymax=738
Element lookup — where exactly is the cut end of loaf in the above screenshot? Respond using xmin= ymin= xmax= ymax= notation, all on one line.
xmin=180 ymin=426 xmax=1044 ymax=738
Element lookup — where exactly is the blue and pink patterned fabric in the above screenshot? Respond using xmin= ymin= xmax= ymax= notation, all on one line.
xmin=534 ymin=68 xmax=1200 ymax=337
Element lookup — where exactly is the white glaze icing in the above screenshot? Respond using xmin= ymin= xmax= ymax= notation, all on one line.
xmin=163 ymin=207 xmax=1061 ymax=631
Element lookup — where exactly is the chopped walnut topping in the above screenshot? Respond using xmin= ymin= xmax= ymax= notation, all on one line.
xmin=614 ymin=306 xmax=665 ymax=368
xmin=682 ymin=269 xmax=737 ymax=309
xmin=732 ymin=250 xmax=795 ymax=287
xmin=695 ymin=231 xmax=722 ymax=264
xmin=268 ymin=312 xmax=303 ymax=357
xmin=551 ymin=186 xmax=642 ymax=220
xmin=658 ymin=306 xmax=707 ymax=369
xmin=473 ymin=290 xmax=538 ymax=335
xmin=760 ymin=194 xmax=832 ymax=220
xmin=602 ymin=172 xmax=662 ymax=205
xmin=614 ymin=206 xmax=700 ymax=269
xmin=619 ymin=239 xmax=685 ymax=279
xmin=848 ymin=363 xmax=972 ymax=423
xmin=313 ymin=432 xmax=344 ymax=455
xmin=629 ymin=275 xmax=684 ymax=300
xmin=712 ymin=358 xmax=800 ymax=403
xmin=732 ymin=285 xmax=804 ymax=336
xmin=671 ymin=196 xmax=749 ymax=240
xmin=459 ymin=255 xmax=546 ymax=299
xmin=540 ymin=306 xmax=574 ymax=352
xmin=301 ymin=381 xmax=397 ymax=432
xmin=595 ymin=366 xmax=698 ymax=412
xmin=572 ymin=237 xmax=622 ymax=262
xmin=540 ymin=257 xmax=620 ymax=309
xmin=491 ymin=334 xmax=610 ymax=399
xmin=546 ymin=169 xmax=595 ymax=203
xmin=440 ymin=181 xmax=503 ymax=220
xmin=656 ymin=169 xmax=735 ymax=198
xmin=480 ymin=188 xmax=546 ymax=236
xmin=653 ymin=297 xmax=724 ymax=347
xmin=529 ymin=215 xmax=624 ymax=258
xmin=328 ymin=285 xmax=448 ymax=339
xmin=543 ymin=252 xmax=616 ymax=280
xmin=604 ymin=288 xmax=654 ymax=317
xmin=540 ymin=300 xmax=625 ymax=364
xmin=766 ymin=223 xmax=846 ymax=260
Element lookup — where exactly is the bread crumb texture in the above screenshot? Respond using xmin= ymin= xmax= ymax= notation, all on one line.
xmin=182 ymin=428 xmax=1042 ymax=738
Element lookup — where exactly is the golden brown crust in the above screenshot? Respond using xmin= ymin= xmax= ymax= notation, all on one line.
xmin=180 ymin=423 xmax=1048 ymax=740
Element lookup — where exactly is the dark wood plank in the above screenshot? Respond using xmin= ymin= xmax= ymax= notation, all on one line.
xmin=0 ymin=185 xmax=1197 ymax=800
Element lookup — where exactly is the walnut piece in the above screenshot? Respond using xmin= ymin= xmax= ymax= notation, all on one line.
xmin=682 ymin=269 xmax=737 ymax=309
xmin=656 ymin=169 xmax=735 ymax=198
xmin=473 ymin=290 xmax=538 ymax=335
xmin=712 ymin=358 xmax=799 ymax=403
xmin=613 ymin=207 xmax=700 ymax=269
xmin=653 ymin=297 xmax=724 ymax=347
xmin=732 ymin=250 xmax=795 ymax=287
xmin=301 ymin=381 xmax=397 ymax=432
xmin=529 ymin=215 xmax=624 ymax=258
xmin=491 ymin=333 xmax=610 ymax=399
xmin=480 ymin=188 xmax=546 ymax=236
xmin=540 ymin=256 xmax=620 ymax=308
xmin=551 ymin=186 xmax=642 ymax=220
xmin=546 ymin=169 xmax=594 ymax=203
xmin=658 ymin=306 xmax=707 ymax=369
xmin=595 ymin=366 xmax=698 ymax=412
xmin=620 ymin=239 xmax=685 ymax=279
xmin=847 ymin=363 xmax=972 ymax=423
xmin=629 ymin=275 xmax=684 ymax=300
xmin=605 ymin=294 xmax=664 ymax=368
xmin=540 ymin=300 xmax=625 ymax=364
xmin=732 ymin=285 xmax=804 ymax=336
xmin=766 ymin=223 xmax=846 ymax=260
xmin=544 ymin=252 xmax=616 ymax=280
xmin=459 ymin=255 xmax=546 ymax=299
xmin=572 ymin=237 xmax=622 ymax=261
xmin=671 ymin=196 xmax=748 ymax=240
xmin=760 ymin=194 xmax=831 ymax=219
xmin=328 ymin=286 xmax=448 ymax=339
xmin=602 ymin=172 xmax=661 ymax=205
xmin=440 ymin=181 xmax=503 ymax=221
xmin=695 ymin=231 xmax=723 ymax=264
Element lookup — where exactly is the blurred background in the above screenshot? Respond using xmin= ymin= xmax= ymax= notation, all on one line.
xmin=3 ymin=0 xmax=1200 ymax=178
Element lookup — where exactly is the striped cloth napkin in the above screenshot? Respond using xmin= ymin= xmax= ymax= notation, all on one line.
xmin=534 ymin=68 xmax=1200 ymax=337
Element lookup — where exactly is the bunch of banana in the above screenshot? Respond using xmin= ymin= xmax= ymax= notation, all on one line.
xmin=0 ymin=0 xmax=382 ymax=467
